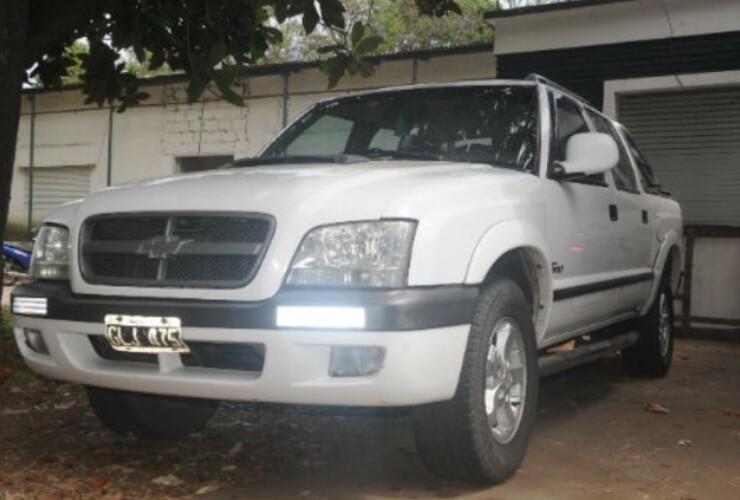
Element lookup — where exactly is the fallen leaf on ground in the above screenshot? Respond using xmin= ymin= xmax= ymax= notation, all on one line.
xmin=1 ymin=408 xmax=30 ymax=416
xmin=0 ymin=366 xmax=13 ymax=383
xmin=644 ymin=402 xmax=671 ymax=414
xmin=228 ymin=442 xmax=243 ymax=457
xmin=151 ymin=474 xmax=184 ymax=486
xmin=195 ymin=484 xmax=222 ymax=495
xmin=723 ymin=408 xmax=740 ymax=417
xmin=89 ymin=475 xmax=107 ymax=490
xmin=54 ymin=400 xmax=76 ymax=411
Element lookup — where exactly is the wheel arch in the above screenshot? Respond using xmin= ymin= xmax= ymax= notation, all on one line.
xmin=641 ymin=229 xmax=682 ymax=316
xmin=465 ymin=220 xmax=552 ymax=341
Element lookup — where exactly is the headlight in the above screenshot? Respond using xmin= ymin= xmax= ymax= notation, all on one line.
xmin=29 ymin=224 xmax=70 ymax=281
xmin=286 ymin=220 xmax=416 ymax=287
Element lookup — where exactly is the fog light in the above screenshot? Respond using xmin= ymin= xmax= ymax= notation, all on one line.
xmin=24 ymin=328 xmax=49 ymax=354
xmin=276 ymin=306 xmax=366 ymax=329
xmin=329 ymin=346 xmax=385 ymax=377
xmin=12 ymin=297 xmax=48 ymax=316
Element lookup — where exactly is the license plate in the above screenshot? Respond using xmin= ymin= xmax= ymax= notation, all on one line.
xmin=104 ymin=314 xmax=189 ymax=353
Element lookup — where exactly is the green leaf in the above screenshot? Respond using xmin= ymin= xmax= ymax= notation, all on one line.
xmin=358 ymin=59 xmax=376 ymax=78
xmin=302 ymin=5 xmax=320 ymax=34
xmin=350 ymin=22 xmax=365 ymax=47
xmin=149 ymin=50 xmax=165 ymax=71
xmin=214 ymin=75 xmax=244 ymax=106
xmin=318 ymin=0 xmax=346 ymax=29
xmin=317 ymin=43 xmax=344 ymax=55
xmin=354 ymin=35 xmax=383 ymax=55
xmin=319 ymin=54 xmax=349 ymax=89
xmin=274 ymin=2 xmax=288 ymax=23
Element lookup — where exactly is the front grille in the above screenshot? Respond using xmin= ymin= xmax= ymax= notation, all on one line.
xmin=80 ymin=213 xmax=274 ymax=288
xmin=88 ymin=336 xmax=265 ymax=372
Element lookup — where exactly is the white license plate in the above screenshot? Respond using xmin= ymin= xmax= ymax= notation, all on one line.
xmin=104 ymin=314 xmax=189 ymax=353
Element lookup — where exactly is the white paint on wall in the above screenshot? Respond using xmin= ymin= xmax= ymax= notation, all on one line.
xmin=603 ymin=69 xmax=740 ymax=119
xmin=690 ymin=238 xmax=740 ymax=320
xmin=492 ymin=0 xmax=740 ymax=55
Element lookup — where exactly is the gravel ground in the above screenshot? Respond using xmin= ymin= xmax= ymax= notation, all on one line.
xmin=0 ymin=338 xmax=738 ymax=499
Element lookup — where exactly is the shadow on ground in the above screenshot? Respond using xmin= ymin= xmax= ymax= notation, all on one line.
xmin=1 ymin=339 xmax=738 ymax=499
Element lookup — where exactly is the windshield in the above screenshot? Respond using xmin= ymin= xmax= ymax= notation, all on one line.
xmin=261 ymin=85 xmax=539 ymax=172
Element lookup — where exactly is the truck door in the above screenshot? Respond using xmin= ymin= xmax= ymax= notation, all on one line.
xmin=585 ymin=109 xmax=655 ymax=310
xmin=544 ymin=91 xmax=634 ymax=342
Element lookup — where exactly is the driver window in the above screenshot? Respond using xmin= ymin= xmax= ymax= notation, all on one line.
xmin=585 ymin=109 xmax=638 ymax=193
xmin=551 ymin=92 xmax=605 ymax=185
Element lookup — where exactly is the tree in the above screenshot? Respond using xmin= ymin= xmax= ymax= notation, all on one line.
xmin=0 ymin=0 xmax=464 ymax=304
xmin=265 ymin=0 xmax=494 ymax=63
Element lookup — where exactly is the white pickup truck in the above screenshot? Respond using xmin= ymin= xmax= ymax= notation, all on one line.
xmin=12 ymin=76 xmax=682 ymax=484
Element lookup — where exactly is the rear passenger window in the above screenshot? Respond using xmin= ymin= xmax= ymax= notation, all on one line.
xmin=620 ymin=128 xmax=663 ymax=194
xmin=550 ymin=92 xmax=605 ymax=185
xmin=585 ymin=110 xmax=638 ymax=193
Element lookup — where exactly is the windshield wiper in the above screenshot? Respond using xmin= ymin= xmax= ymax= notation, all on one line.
xmin=230 ymin=154 xmax=368 ymax=168
xmin=364 ymin=150 xmax=445 ymax=162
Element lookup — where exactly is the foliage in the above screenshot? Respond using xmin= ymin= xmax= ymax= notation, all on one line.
xmin=266 ymin=0 xmax=493 ymax=66
xmin=23 ymin=0 xmax=464 ymax=110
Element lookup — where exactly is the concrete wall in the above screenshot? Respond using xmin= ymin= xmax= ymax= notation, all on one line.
xmin=9 ymin=50 xmax=496 ymax=226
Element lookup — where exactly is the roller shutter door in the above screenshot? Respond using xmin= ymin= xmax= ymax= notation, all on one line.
xmin=618 ymin=86 xmax=740 ymax=226
xmin=25 ymin=166 xmax=91 ymax=220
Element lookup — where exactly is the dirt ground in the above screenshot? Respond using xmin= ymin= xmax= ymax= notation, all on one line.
xmin=0 ymin=337 xmax=738 ymax=500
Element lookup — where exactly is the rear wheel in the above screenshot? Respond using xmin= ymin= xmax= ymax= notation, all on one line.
xmin=412 ymin=279 xmax=539 ymax=484
xmin=87 ymin=387 xmax=219 ymax=439
xmin=622 ymin=273 xmax=674 ymax=377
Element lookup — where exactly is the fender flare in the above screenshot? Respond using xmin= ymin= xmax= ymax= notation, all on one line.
xmin=642 ymin=229 xmax=682 ymax=316
xmin=464 ymin=219 xmax=552 ymax=339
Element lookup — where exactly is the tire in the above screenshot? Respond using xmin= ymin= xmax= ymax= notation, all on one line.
xmin=622 ymin=272 xmax=674 ymax=377
xmin=87 ymin=387 xmax=219 ymax=439
xmin=412 ymin=279 xmax=539 ymax=484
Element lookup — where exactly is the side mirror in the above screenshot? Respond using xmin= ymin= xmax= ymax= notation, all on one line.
xmin=553 ymin=132 xmax=619 ymax=179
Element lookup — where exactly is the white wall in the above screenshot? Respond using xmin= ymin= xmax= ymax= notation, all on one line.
xmin=492 ymin=0 xmax=740 ymax=54
xmin=9 ymin=50 xmax=496 ymax=226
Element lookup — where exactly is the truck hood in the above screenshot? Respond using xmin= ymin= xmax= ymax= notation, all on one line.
xmin=60 ymin=160 xmax=542 ymax=300
xmin=74 ymin=160 xmax=529 ymax=223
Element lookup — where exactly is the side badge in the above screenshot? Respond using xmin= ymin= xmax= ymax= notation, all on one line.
xmin=551 ymin=262 xmax=564 ymax=274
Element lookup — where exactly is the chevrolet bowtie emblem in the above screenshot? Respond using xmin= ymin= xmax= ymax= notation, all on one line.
xmin=137 ymin=235 xmax=192 ymax=260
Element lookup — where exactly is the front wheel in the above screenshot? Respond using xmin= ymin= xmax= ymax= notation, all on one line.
xmin=87 ymin=387 xmax=219 ymax=439
xmin=412 ymin=279 xmax=539 ymax=484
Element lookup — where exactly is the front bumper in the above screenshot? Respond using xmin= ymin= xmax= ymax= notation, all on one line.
xmin=11 ymin=283 xmax=476 ymax=406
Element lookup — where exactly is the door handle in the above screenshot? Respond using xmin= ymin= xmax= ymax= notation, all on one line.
xmin=609 ymin=204 xmax=618 ymax=221
xmin=642 ymin=210 xmax=648 ymax=224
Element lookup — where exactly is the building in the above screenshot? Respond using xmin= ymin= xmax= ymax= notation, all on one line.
xmin=9 ymin=43 xmax=495 ymax=230
xmin=487 ymin=0 xmax=740 ymax=333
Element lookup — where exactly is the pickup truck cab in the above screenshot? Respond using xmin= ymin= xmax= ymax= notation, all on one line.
xmin=11 ymin=76 xmax=682 ymax=484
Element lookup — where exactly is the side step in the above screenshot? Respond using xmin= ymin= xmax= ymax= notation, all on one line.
xmin=538 ymin=331 xmax=639 ymax=378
